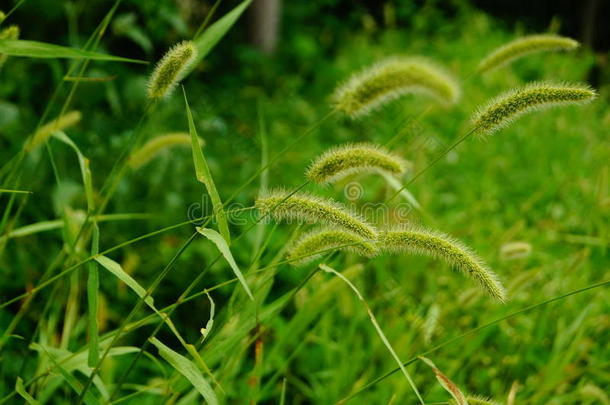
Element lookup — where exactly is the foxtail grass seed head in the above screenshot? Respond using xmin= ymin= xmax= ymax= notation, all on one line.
xmin=129 ymin=132 xmax=204 ymax=169
xmin=306 ymin=143 xmax=407 ymax=184
xmin=449 ymin=396 xmax=501 ymax=405
xmin=26 ymin=111 xmax=82 ymax=151
xmin=0 ymin=25 xmax=20 ymax=70
xmin=478 ymin=34 xmax=579 ymax=73
xmin=288 ymin=228 xmax=378 ymax=266
xmin=500 ymin=241 xmax=532 ymax=261
xmin=380 ymin=226 xmax=506 ymax=302
xmin=147 ymin=41 xmax=197 ymax=99
xmin=255 ymin=190 xmax=377 ymax=239
xmin=471 ymin=82 xmax=596 ymax=135
xmin=333 ymin=57 xmax=460 ymax=118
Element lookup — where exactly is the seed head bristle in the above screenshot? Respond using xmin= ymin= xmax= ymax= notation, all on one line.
xmin=256 ymin=190 xmax=378 ymax=239
xmin=380 ymin=226 xmax=507 ymax=302
xmin=333 ymin=56 xmax=460 ymax=118
xmin=306 ymin=143 xmax=407 ymax=185
xmin=449 ymin=396 xmax=501 ymax=405
xmin=147 ymin=41 xmax=197 ymax=99
xmin=478 ymin=34 xmax=579 ymax=73
xmin=471 ymin=81 xmax=596 ymax=135
xmin=288 ymin=228 xmax=378 ymax=266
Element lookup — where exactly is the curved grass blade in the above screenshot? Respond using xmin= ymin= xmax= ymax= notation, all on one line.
xmin=193 ymin=0 xmax=252 ymax=60
xmin=196 ymin=227 xmax=253 ymax=300
xmin=419 ymin=356 xmax=467 ymax=405
xmin=15 ymin=377 xmax=40 ymax=405
xmin=0 ymin=39 xmax=147 ymax=63
xmin=149 ymin=337 xmax=218 ymax=405
xmin=183 ymin=88 xmax=231 ymax=244
xmin=94 ymin=255 xmax=154 ymax=309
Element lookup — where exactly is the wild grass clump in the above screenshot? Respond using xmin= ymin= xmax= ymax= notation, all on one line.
xmin=380 ymin=226 xmax=507 ymax=302
xmin=306 ymin=143 xmax=407 ymax=184
xmin=288 ymin=228 xmax=378 ymax=265
xmin=333 ymin=56 xmax=460 ymax=118
xmin=471 ymin=82 xmax=596 ymax=135
xmin=147 ymin=41 xmax=197 ymax=99
xmin=478 ymin=34 xmax=579 ymax=73
xmin=255 ymin=189 xmax=378 ymax=239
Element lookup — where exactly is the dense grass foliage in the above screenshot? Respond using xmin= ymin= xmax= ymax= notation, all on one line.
xmin=0 ymin=1 xmax=608 ymax=404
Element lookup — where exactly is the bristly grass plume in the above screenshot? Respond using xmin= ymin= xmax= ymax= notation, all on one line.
xmin=471 ymin=81 xmax=596 ymax=135
xmin=478 ymin=34 xmax=579 ymax=73
xmin=333 ymin=56 xmax=460 ymax=118
xmin=26 ymin=110 xmax=82 ymax=151
xmin=288 ymin=228 xmax=378 ymax=266
xmin=147 ymin=41 xmax=197 ymax=99
xmin=306 ymin=143 xmax=407 ymax=184
xmin=129 ymin=132 xmax=204 ymax=169
xmin=380 ymin=226 xmax=506 ymax=302
xmin=256 ymin=190 xmax=378 ymax=239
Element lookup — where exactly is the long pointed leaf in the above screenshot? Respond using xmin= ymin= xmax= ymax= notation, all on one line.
xmin=94 ymin=255 xmax=154 ymax=309
xmin=0 ymin=39 xmax=147 ymax=63
xmin=150 ymin=337 xmax=218 ymax=405
xmin=183 ymin=88 xmax=231 ymax=244
xmin=196 ymin=227 xmax=253 ymax=300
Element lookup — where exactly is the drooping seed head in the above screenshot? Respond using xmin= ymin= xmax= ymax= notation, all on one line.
xmin=380 ymin=226 xmax=506 ymax=302
xmin=26 ymin=111 xmax=82 ymax=151
xmin=288 ymin=228 xmax=378 ymax=266
xmin=478 ymin=34 xmax=579 ymax=73
xmin=499 ymin=241 xmax=532 ymax=261
xmin=147 ymin=41 xmax=197 ymax=99
xmin=333 ymin=56 xmax=460 ymax=118
xmin=129 ymin=132 xmax=204 ymax=169
xmin=449 ymin=396 xmax=501 ymax=405
xmin=471 ymin=81 xmax=596 ymax=136
xmin=256 ymin=190 xmax=377 ymax=239
xmin=306 ymin=143 xmax=408 ymax=185
xmin=0 ymin=25 xmax=20 ymax=70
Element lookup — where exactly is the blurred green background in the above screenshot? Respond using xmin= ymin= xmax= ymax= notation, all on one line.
xmin=1 ymin=0 xmax=609 ymax=404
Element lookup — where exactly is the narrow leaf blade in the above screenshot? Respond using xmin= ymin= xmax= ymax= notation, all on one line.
xmin=183 ymin=88 xmax=231 ymax=243
xmin=196 ymin=227 xmax=253 ymax=300
xmin=94 ymin=255 xmax=154 ymax=308
xmin=0 ymin=39 xmax=147 ymax=63
xmin=150 ymin=337 xmax=218 ymax=405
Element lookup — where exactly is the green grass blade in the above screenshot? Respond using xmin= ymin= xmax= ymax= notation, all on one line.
xmin=0 ymin=188 xmax=31 ymax=194
xmin=193 ymin=0 xmax=252 ymax=60
xmin=87 ymin=223 xmax=100 ymax=368
xmin=419 ymin=356 xmax=468 ymax=405
xmin=0 ymin=39 xmax=147 ymax=63
xmin=149 ymin=337 xmax=219 ymax=405
xmin=196 ymin=227 xmax=253 ymax=300
xmin=94 ymin=255 xmax=154 ymax=309
xmin=15 ymin=377 xmax=40 ymax=405
xmin=183 ymin=88 xmax=231 ymax=244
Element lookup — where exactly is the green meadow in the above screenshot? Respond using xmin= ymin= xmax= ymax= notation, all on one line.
xmin=0 ymin=1 xmax=608 ymax=404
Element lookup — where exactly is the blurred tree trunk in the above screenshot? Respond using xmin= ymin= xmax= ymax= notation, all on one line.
xmin=248 ymin=0 xmax=281 ymax=54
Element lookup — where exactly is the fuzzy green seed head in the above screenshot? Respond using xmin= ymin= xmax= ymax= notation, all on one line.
xmin=472 ymin=81 xmax=596 ymax=135
xmin=0 ymin=11 xmax=6 ymax=24
xmin=147 ymin=41 xmax=197 ymax=99
xmin=478 ymin=34 xmax=579 ymax=73
xmin=0 ymin=25 xmax=20 ymax=70
xmin=449 ymin=396 xmax=501 ymax=405
xmin=333 ymin=56 xmax=460 ymax=118
xmin=380 ymin=226 xmax=506 ymax=302
xmin=26 ymin=111 xmax=82 ymax=151
xmin=256 ymin=190 xmax=377 ymax=239
xmin=306 ymin=143 xmax=407 ymax=184
xmin=288 ymin=228 xmax=378 ymax=266
xmin=129 ymin=132 xmax=204 ymax=168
